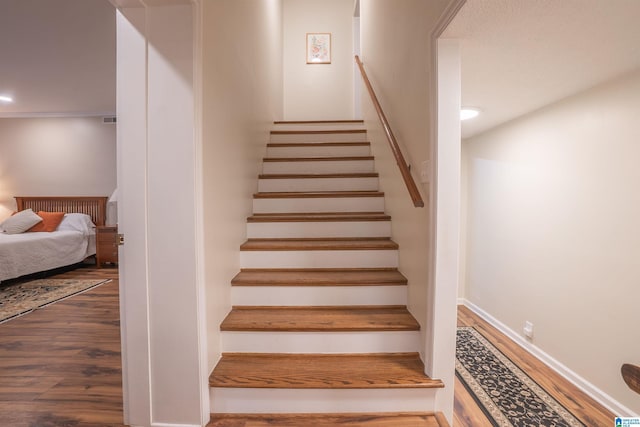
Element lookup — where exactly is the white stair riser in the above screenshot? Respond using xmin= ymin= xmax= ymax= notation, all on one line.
xmin=240 ymin=250 xmax=398 ymax=269
xmin=258 ymin=177 xmax=378 ymax=192
xmin=247 ymin=221 xmax=391 ymax=238
xmin=231 ymin=285 xmax=407 ymax=306
xmin=253 ymin=197 xmax=385 ymax=213
xmin=210 ymin=388 xmax=437 ymax=414
xmin=221 ymin=331 xmax=420 ymax=353
xmin=267 ymin=145 xmax=370 ymax=158
xmin=270 ymin=132 xmax=367 ymax=143
xmin=263 ymin=160 xmax=375 ymax=175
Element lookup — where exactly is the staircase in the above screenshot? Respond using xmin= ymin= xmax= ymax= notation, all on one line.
xmin=208 ymin=121 xmax=447 ymax=426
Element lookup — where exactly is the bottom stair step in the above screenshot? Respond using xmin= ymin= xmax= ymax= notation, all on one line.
xmin=209 ymin=353 xmax=442 ymax=389
xmin=208 ymin=412 xmax=450 ymax=426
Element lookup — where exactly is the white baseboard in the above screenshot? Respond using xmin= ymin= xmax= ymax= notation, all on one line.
xmin=460 ymin=298 xmax=636 ymax=417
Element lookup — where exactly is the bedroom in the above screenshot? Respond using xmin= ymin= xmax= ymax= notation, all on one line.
xmin=0 ymin=0 xmax=119 ymax=423
xmin=0 ymin=0 xmax=117 ymax=279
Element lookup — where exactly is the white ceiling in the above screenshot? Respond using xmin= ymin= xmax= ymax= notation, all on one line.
xmin=0 ymin=0 xmax=115 ymax=117
xmin=443 ymin=0 xmax=640 ymax=139
xmin=3 ymin=0 xmax=640 ymax=133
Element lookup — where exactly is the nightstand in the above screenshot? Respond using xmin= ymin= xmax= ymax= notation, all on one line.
xmin=96 ymin=226 xmax=119 ymax=267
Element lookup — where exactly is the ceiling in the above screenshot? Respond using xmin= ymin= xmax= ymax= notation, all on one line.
xmin=0 ymin=0 xmax=115 ymax=118
xmin=443 ymin=0 xmax=640 ymax=139
xmin=2 ymin=0 xmax=640 ymax=133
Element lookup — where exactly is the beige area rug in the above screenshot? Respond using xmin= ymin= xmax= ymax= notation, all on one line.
xmin=0 ymin=278 xmax=110 ymax=323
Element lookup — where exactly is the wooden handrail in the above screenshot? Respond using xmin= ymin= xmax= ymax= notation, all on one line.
xmin=355 ymin=55 xmax=424 ymax=208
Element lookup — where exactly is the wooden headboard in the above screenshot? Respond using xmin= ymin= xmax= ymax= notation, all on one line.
xmin=15 ymin=196 xmax=108 ymax=227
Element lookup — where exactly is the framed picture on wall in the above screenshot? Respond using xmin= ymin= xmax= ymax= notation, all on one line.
xmin=306 ymin=33 xmax=331 ymax=64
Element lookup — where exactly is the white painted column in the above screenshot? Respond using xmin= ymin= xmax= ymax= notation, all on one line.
xmin=116 ymin=3 xmax=208 ymax=426
xmin=116 ymin=7 xmax=152 ymax=426
xmin=429 ymin=38 xmax=461 ymax=423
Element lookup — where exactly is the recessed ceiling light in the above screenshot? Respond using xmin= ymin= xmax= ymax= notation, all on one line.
xmin=0 ymin=95 xmax=14 ymax=103
xmin=461 ymin=108 xmax=480 ymax=121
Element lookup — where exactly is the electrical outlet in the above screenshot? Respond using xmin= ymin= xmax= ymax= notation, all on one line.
xmin=523 ymin=321 xmax=534 ymax=339
xmin=420 ymin=160 xmax=430 ymax=183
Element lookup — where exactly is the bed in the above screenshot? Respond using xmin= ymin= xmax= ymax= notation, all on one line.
xmin=0 ymin=196 xmax=107 ymax=282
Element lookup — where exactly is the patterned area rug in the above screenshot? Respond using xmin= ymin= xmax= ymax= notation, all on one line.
xmin=456 ymin=326 xmax=584 ymax=427
xmin=0 ymin=278 xmax=109 ymax=323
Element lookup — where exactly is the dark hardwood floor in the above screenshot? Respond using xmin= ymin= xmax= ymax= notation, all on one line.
xmin=208 ymin=413 xmax=449 ymax=426
xmin=0 ymin=265 xmax=124 ymax=427
xmin=0 ymin=266 xmax=616 ymax=426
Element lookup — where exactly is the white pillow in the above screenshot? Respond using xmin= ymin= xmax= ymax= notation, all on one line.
xmin=0 ymin=209 xmax=43 ymax=234
xmin=57 ymin=213 xmax=96 ymax=235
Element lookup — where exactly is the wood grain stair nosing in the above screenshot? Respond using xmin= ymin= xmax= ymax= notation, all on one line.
xmin=210 ymin=352 xmax=444 ymax=390
xmin=271 ymin=129 xmax=366 ymax=135
xmin=253 ymin=191 xmax=384 ymax=199
xmin=258 ymin=173 xmax=378 ymax=179
xmin=231 ymin=268 xmax=408 ymax=287
xmin=274 ymin=120 xmax=365 ymax=124
xmin=238 ymin=268 xmax=402 ymax=272
xmin=220 ymin=305 xmax=420 ymax=332
xmin=240 ymin=238 xmax=399 ymax=251
xmin=263 ymin=156 xmax=375 ymax=162
xmin=229 ymin=304 xmax=409 ymax=310
xmin=267 ymin=142 xmax=371 ymax=147
xmin=247 ymin=213 xmax=391 ymax=223
xmin=244 ymin=237 xmax=395 ymax=241
xmin=250 ymin=211 xmax=385 ymax=216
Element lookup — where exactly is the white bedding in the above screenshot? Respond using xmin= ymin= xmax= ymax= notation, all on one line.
xmin=0 ymin=230 xmax=95 ymax=282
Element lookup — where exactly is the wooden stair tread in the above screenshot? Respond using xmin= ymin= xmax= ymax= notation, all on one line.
xmin=247 ymin=212 xmax=390 ymax=222
xmin=209 ymin=353 xmax=443 ymax=389
xmin=259 ymin=173 xmax=378 ymax=179
xmin=267 ymin=142 xmax=370 ymax=147
xmin=271 ymin=129 xmax=366 ymax=135
xmin=231 ymin=268 xmax=408 ymax=287
xmin=254 ymin=191 xmax=384 ymax=199
xmin=240 ymin=238 xmax=398 ymax=251
xmin=208 ymin=412 xmax=449 ymax=427
xmin=274 ymin=120 xmax=365 ymax=124
xmin=263 ymin=156 xmax=374 ymax=162
xmin=220 ymin=306 xmax=420 ymax=332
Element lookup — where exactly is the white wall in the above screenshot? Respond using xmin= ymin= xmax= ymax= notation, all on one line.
xmin=0 ymin=117 xmax=116 ymax=220
xmin=202 ymin=0 xmax=283 ymax=374
xmin=359 ymin=0 xmax=454 ymax=417
xmin=283 ymin=0 xmax=354 ymax=120
xmin=463 ymin=70 xmax=640 ymax=415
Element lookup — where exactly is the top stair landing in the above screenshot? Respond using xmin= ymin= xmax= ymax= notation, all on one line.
xmin=271 ymin=120 xmax=367 ymax=143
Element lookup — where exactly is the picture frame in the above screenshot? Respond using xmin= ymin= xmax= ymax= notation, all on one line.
xmin=306 ymin=33 xmax=331 ymax=64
